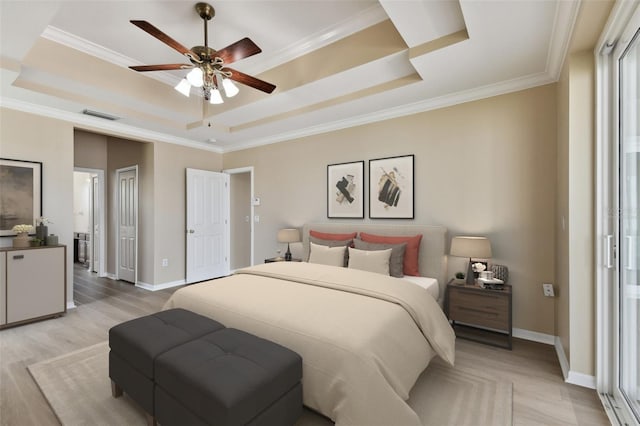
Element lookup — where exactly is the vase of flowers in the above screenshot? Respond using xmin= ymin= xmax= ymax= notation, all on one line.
xmin=12 ymin=224 xmax=33 ymax=248
xmin=36 ymin=217 xmax=52 ymax=244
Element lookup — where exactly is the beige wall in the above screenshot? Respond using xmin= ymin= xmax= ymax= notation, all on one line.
xmin=152 ymin=142 xmax=223 ymax=284
xmin=0 ymin=107 xmax=75 ymax=305
xmin=555 ymin=50 xmax=597 ymax=378
xmin=224 ymin=84 xmax=558 ymax=335
xmin=556 ymin=57 xmax=571 ymax=361
xmin=74 ymin=129 xmax=107 ymax=170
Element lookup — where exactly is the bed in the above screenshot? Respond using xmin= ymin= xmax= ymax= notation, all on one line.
xmin=164 ymin=223 xmax=455 ymax=426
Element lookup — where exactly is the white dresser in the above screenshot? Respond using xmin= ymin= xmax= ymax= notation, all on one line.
xmin=0 ymin=245 xmax=66 ymax=328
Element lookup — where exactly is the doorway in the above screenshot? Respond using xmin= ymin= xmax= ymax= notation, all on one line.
xmin=73 ymin=168 xmax=106 ymax=278
xmin=225 ymin=166 xmax=255 ymax=269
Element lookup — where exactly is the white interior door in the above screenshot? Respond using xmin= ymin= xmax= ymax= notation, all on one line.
xmin=117 ymin=167 xmax=137 ymax=283
xmin=91 ymin=175 xmax=100 ymax=273
xmin=186 ymin=168 xmax=229 ymax=283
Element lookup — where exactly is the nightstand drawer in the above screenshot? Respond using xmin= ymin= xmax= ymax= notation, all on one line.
xmin=449 ymin=289 xmax=508 ymax=313
xmin=449 ymin=305 xmax=508 ymax=330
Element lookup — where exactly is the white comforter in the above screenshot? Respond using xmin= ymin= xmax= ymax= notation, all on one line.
xmin=164 ymin=262 xmax=455 ymax=426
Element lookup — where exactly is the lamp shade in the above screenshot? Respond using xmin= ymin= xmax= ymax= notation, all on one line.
xmin=450 ymin=236 xmax=492 ymax=258
xmin=277 ymin=228 xmax=300 ymax=244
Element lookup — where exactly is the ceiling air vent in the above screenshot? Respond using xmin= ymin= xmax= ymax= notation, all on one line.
xmin=82 ymin=109 xmax=120 ymax=121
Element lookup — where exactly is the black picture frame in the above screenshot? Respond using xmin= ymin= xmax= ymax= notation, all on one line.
xmin=369 ymin=154 xmax=414 ymax=219
xmin=0 ymin=158 xmax=43 ymax=236
xmin=327 ymin=161 xmax=365 ymax=218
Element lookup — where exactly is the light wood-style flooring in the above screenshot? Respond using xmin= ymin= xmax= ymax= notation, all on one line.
xmin=0 ymin=265 xmax=609 ymax=425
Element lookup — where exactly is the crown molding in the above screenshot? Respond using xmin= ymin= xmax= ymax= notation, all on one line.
xmin=41 ymin=26 xmax=179 ymax=87
xmin=224 ymin=71 xmax=555 ymax=153
xmin=0 ymin=97 xmax=222 ymax=153
xmin=241 ymin=3 xmax=389 ymax=75
xmin=545 ymin=0 xmax=581 ymax=80
xmin=2 ymin=66 xmax=554 ymax=156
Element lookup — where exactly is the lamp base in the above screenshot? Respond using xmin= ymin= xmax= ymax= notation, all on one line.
xmin=285 ymin=243 xmax=292 ymax=261
xmin=466 ymin=259 xmax=475 ymax=285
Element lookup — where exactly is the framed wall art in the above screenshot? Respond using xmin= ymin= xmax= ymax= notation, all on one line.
xmin=0 ymin=158 xmax=42 ymax=236
xmin=327 ymin=160 xmax=364 ymax=218
xmin=369 ymin=154 xmax=414 ymax=219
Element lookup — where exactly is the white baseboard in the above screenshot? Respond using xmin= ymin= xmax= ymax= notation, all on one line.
xmin=66 ymin=301 xmax=77 ymax=310
xmin=554 ymin=336 xmax=596 ymax=389
xmin=554 ymin=337 xmax=570 ymax=379
xmin=106 ymin=273 xmax=117 ymax=280
xmin=513 ymin=327 xmax=555 ymax=345
xmin=135 ymin=279 xmax=186 ymax=292
xmin=512 ymin=330 xmax=596 ymax=390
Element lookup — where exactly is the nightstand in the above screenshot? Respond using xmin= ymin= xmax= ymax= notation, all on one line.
xmin=264 ymin=257 xmax=302 ymax=263
xmin=445 ymin=280 xmax=512 ymax=349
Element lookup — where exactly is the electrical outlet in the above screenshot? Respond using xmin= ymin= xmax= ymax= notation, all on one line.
xmin=162 ymin=258 xmax=169 ymax=267
xmin=542 ymin=283 xmax=555 ymax=297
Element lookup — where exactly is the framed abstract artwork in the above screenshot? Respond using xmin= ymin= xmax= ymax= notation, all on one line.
xmin=327 ymin=161 xmax=364 ymax=218
xmin=0 ymin=158 xmax=42 ymax=236
xmin=369 ymin=155 xmax=414 ymax=219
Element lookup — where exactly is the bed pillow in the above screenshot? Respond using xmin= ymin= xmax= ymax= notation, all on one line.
xmin=347 ymin=247 xmax=392 ymax=276
xmin=359 ymin=233 xmax=423 ymax=276
xmin=308 ymin=242 xmax=347 ymax=267
xmin=353 ymin=239 xmax=406 ymax=278
xmin=309 ymin=230 xmax=357 ymax=241
xmin=308 ymin=236 xmax=353 ymax=266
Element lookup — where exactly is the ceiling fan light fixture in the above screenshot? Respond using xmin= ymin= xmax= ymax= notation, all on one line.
xmin=186 ymin=67 xmax=204 ymax=87
xmin=222 ymin=77 xmax=239 ymax=98
xmin=209 ymin=88 xmax=224 ymax=104
xmin=174 ymin=78 xmax=191 ymax=97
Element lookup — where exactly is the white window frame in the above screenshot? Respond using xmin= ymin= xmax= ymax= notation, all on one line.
xmin=596 ymin=2 xmax=640 ymax=425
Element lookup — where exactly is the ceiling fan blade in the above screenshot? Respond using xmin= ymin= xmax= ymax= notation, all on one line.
xmin=129 ymin=64 xmax=193 ymax=72
xmin=131 ymin=20 xmax=200 ymax=62
xmin=215 ymin=38 xmax=262 ymax=65
xmin=226 ymin=68 xmax=276 ymax=94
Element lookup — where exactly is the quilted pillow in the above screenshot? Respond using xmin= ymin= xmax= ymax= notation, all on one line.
xmin=308 ymin=236 xmax=353 ymax=266
xmin=359 ymin=232 xmax=423 ymax=276
xmin=353 ymin=239 xmax=406 ymax=278
xmin=308 ymin=242 xmax=347 ymax=267
xmin=347 ymin=247 xmax=392 ymax=276
xmin=309 ymin=230 xmax=357 ymax=241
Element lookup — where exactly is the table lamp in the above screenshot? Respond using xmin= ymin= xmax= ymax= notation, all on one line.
xmin=450 ymin=236 xmax=492 ymax=285
xmin=277 ymin=228 xmax=300 ymax=261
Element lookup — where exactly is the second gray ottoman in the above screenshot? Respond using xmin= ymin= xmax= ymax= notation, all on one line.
xmin=155 ymin=328 xmax=303 ymax=426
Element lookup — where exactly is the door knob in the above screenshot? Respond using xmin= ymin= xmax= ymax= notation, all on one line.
xmin=188 ymin=229 xmax=195 ymax=233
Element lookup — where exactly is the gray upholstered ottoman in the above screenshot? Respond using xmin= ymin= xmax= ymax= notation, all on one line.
xmin=154 ymin=328 xmax=303 ymax=426
xmin=108 ymin=308 xmax=225 ymax=418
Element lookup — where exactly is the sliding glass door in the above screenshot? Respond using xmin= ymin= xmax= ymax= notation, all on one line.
xmin=618 ymin=18 xmax=640 ymax=422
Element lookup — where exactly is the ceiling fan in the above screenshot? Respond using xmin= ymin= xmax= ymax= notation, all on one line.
xmin=129 ymin=2 xmax=276 ymax=104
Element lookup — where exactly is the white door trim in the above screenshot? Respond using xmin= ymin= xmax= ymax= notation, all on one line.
xmin=223 ymin=166 xmax=255 ymax=266
xmin=115 ymin=165 xmax=138 ymax=284
xmin=74 ymin=167 xmax=106 ymax=277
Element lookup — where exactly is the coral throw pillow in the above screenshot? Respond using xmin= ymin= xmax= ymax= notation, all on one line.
xmin=359 ymin=233 xmax=422 ymax=276
xmin=309 ymin=230 xmax=357 ymax=241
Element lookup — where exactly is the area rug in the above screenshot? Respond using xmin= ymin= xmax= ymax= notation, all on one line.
xmin=29 ymin=341 xmax=512 ymax=425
